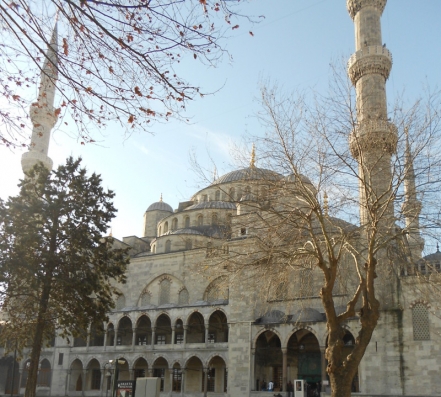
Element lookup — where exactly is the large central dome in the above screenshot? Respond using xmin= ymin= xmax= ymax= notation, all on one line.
xmin=212 ymin=167 xmax=282 ymax=185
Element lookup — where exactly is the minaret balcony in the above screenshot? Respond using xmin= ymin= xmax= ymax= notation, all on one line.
xmin=347 ymin=0 xmax=387 ymax=20
xmin=349 ymin=118 xmax=397 ymax=158
xmin=348 ymin=45 xmax=392 ymax=85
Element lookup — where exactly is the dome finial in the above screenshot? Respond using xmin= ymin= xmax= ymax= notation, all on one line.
xmin=160 ymin=193 xmax=163 ymax=202
xmin=250 ymin=144 xmax=256 ymax=168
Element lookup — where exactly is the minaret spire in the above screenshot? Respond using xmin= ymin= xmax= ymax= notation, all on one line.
xmin=402 ymin=128 xmax=424 ymax=259
xmin=347 ymin=0 xmax=398 ymax=229
xmin=250 ymin=144 xmax=256 ymax=168
xmin=21 ymin=20 xmax=59 ymax=174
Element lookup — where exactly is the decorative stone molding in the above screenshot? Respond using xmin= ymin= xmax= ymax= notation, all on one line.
xmin=348 ymin=47 xmax=392 ymax=85
xmin=410 ymin=299 xmax=430 ymax=309
xmin=347 ymin=0 xmax=387 ymax=20
xmin=349 ymin=119 xmax=397 ymax=158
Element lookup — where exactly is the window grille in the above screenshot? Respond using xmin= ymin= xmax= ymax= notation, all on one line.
xmin=140 ymin=292 xmax=151 ymax=306
xmin=412 ymin=303 xmax=430 ymax=340
xmin=172 ymin=368 xmax=182 ymax=391
xmin=176 ymin=334 xmax=184 ymax=344
xmin=179 ymin=289 xmax=189 ymax=305
xmin=116 ymin=295 xmax=125 ymax=310
xmin=156 ymin=335 xmax=166 ymax=345
xmin=159 ymin=279 xmax=171 ymax=304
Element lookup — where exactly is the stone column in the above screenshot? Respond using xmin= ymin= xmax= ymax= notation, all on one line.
xmin=81 ymin=369 xmax=86 ymax=397
xmin=183 ymin=326 xmax=188 ymax=348
xmin=65 ymin=370 xmax=71 ymax=396
xmin=203 ymin=368 xmax=208 ymax=397
xmin=169 ymin=368 xmax=174 ymax=396
xmin=131 ymin=327 xmax=136 ymax=350
xmin=181 ymin=369 xmax=186 ymax=397
xmin=86 ymin=325 xmax=91 ymax=351
xmin=204 ymin=323 xmax=209 ymax=345
xmin=320 ymin=347 xmax=327 ymax=390
xmin=171 ymin=326 xmax=176 ymax=346
xmin=250 ymin=348 xmax=255 ymax=391
xmin=103 ymin=330 xmax=108 ymax=351
xmin=151 ymin=327 xmax=156 ymax=350
xmin=282 ymin=348 xmax=287 ymax=392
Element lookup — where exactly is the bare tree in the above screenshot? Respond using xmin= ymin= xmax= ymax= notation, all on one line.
xmin=0 ymin=0 xmax=253 ymax=147
xmin=199 ymin=80 xmax=441 ymax=397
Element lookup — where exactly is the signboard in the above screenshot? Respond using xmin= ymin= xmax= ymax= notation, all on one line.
xmin=294 ymin=379 xmax=304 ymax=397
xmin=117 ymin=380 xmax=136 ymax=397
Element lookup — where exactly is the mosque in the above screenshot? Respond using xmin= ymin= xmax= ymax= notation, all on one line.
xmin=1 ymin=1 xmax=441 ymax=397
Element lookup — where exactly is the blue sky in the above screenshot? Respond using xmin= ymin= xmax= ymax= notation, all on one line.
xmin=1 ymin=0 xmax=440 ymax=247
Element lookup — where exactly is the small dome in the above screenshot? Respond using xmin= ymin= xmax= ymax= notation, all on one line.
xmin=292 ymin=308 xmax=323 ymax=322
xmin=240 ymin=193 xmax=256 ymax=202
xmin=423 ymin=248 xmax=441 ymax=263
xmin=146 ymin=201 xmax=173 ymax=212
xmin=285 ymin=172 xmax=312 ymax=185
xmin=213 ymin=167 xmax=282 ymax=185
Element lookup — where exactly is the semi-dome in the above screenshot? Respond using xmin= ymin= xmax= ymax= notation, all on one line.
xmin=213 ymin=167 xmax=282 ymax=185
xmin=146 ymin=201 xmax=173 ymax=212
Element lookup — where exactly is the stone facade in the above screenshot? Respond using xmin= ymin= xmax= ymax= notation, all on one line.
xmin=1 ymin=1 xmax=440 ymax=397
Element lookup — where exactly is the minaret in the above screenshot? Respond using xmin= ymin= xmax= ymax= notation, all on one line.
xmin=21 ymin=22 xmax=58 ymax=174
xmin=402 ymin=130 xmax=424 ymax=260
xmin=347 ymin=0 xmax=398 ymax=229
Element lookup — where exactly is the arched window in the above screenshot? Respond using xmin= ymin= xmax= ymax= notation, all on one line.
xmin=159 ymin=279 xmax=171 ymax=305
xmin=184 ymin=216 xmax=190 ymax=228
xmin=152 ymin=244 xmax=156 ymax=253
xmin=116 ymin=294 xmax=125 ymax=310
xmin=165 ymin=240 xmax=171 ymax=253
xmin=412 ymin=302 xmax=430 ymax=340
xmin=140 ymin=291 xmax=151 ymax=306
xmin=158 ymin=226 xmax=162 ymax=236
xmin=172 ymin=218 xmax=178 ymax=230
xmin=178 ymin=289 xmax=189 ymax=305
xmin=37 ymin=359 xmax=51 ymax=387
xmin=215 ymin=190 xmax=220 ymax=201
xmin=164 ymin=222 xmax=169 ymax=233
xmin=197 ymin=215 xmax=203 ymax=226
xmin=212 ymin=213 xmax=218 ymax=225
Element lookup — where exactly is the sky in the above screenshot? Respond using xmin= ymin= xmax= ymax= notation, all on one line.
xmin=1 ymin=0 xmax=441 ymax=246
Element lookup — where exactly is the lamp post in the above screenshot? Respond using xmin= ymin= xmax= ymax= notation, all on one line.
xmin=109 ymin=359 xmax=126 ymax=397
xmin=103 ymin=363 xmax=112 ymax=397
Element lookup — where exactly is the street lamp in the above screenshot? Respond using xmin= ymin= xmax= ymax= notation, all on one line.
xmin=103 ymin=363 xmax=112 ymax=397
xmin=109 ymin=359 xmax=126 ymax=397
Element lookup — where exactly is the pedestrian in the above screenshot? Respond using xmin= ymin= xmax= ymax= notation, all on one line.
xmin=287 ymin=381 xmax=294 ymax=397
xmin=268 ymin=380 xmax=274 ymax=392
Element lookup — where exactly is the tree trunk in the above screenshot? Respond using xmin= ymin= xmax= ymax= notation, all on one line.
xmin=329 ymin=374 xmax=353 ymax=397
xmin=24 ymin=282 xmax=52 ymax=397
